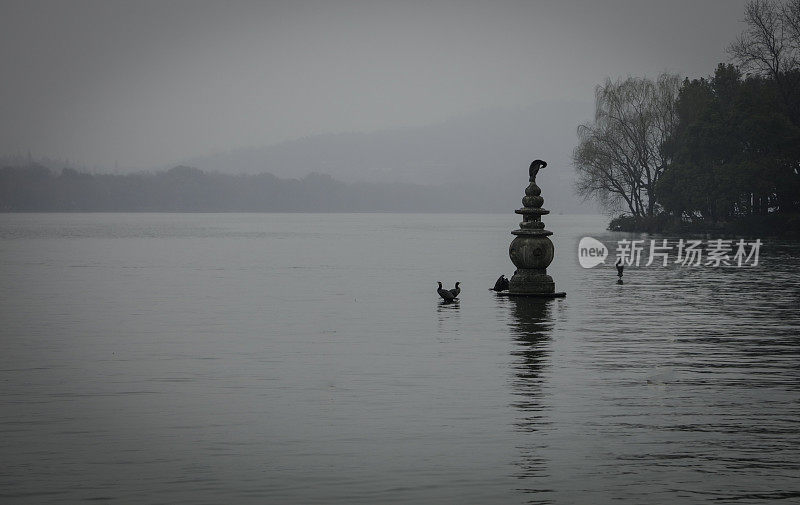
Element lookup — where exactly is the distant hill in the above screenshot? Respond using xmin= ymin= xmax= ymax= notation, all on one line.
xmin=1 ymin=103 xmax=599 ymax=213
xmin=180 ymin=102 xmax=597 ymax=214
xmin=0 ymin=164 xmax=553 ymax=213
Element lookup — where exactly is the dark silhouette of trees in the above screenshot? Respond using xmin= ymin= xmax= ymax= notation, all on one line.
xmin=657 ymin=0 xmax=800 ymax=224
xmin=576 ymin=1 xmax=800 ymax=233
xmin=657 ymin=64 xmax=800 ymax=222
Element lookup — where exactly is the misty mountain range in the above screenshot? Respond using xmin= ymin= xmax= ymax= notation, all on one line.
xmin=2 ymin=102 xmax=597 ymax=213
xmin=179 ymin=102 xmax=596 ymax=213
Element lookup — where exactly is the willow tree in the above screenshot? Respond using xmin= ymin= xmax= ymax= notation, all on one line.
xmin=573 ymin=73 xmax=681 ymax=218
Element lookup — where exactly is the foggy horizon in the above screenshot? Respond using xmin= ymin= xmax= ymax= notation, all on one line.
xmin=3 ymin=0 xmax=748 ymax=172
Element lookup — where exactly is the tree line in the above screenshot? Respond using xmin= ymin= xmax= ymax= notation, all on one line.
xmin=574 ymin=0 xmax=800 ymax=234
xmin=0 ymin=164 xmax=479 ymax=213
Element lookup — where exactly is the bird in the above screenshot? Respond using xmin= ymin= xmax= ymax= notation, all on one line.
xmin=490 ymin=275 xmax=510 ymax=291
xmin=437 ymin=281 xmax=455 ymax=301
xmin=449 ymin=282 xmax=461 ymax=299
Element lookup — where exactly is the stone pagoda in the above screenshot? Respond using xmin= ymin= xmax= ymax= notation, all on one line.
xmin=504 ymin=160 xmax=565 ymax=298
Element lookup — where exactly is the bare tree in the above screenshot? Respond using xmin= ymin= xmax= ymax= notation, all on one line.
xmin=572 ymin=73 xmax=681 ymax=218
xmin=728 ymin=0 xmax=793 ymax=77
xmin=784 ymin=0 xmax=800 ymax=54
xmin=728 ymin=0 xmax=800 ymax=119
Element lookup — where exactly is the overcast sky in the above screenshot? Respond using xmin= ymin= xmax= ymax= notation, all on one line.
xmin=1 ymin=0 xmax=749 ymax=170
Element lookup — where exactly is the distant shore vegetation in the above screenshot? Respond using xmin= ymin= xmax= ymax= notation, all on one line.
xmin=574 ymin=0 xmax=800 ymax=235
xmin=0 ymin=164 xmax=487 ymax=213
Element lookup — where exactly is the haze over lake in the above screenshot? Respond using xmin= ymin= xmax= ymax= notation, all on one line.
xmin=1 ymin=213 xmax=797 ymax=504
xmin=2 ymin=1 xmax=799 ymax=501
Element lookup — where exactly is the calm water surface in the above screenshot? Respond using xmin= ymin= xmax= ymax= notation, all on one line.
xmin=0 ymin=213 xmax=798 ymax=504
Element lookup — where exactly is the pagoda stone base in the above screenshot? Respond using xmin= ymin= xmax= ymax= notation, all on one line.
xmin=496 ymin=291 xmax=566 ymax=298
xmin=508 ymin=268 xmax=556 ymax=295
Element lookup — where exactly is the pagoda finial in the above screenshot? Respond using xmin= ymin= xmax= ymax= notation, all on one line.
xmin=528 ymin=160 xmax=547 ymax=182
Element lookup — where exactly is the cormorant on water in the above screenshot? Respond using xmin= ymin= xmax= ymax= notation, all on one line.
xmin=616 ymin=258 xmax=624 ymax=277
xmin=449 ymin=282 xmax=461 ymax=299
xmin=437 ymin=282 xmax=456 ymax=301
xmin=490 ymin=275 xmax=510 ymax=291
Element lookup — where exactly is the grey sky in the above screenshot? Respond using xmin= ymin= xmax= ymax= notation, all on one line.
xmin=2 ymin=0 xmax=748 ymax=170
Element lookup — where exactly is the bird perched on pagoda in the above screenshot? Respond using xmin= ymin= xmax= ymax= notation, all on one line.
xmin=490 ymin=275 xmax=510 ymax=292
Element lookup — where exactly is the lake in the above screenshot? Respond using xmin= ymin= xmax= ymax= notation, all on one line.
xmin=0 ymin=213 xmax=798 ymax=504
